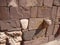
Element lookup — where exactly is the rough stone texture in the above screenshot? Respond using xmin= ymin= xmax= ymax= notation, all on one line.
xmin=46 ymin=24 xmax=54 ymax=36
xmin=53 ymin=25 xmax=59 ymax=35
xmin=0 ymin=21 xmax=12 ymax=31
xmin=0 ymin=0 xmax=7 ymax=6
xmin=0 ymin=7 xmax=9 ymax=20
xmin=33 ymin=28 xmax=46 ymax=39
xmin=57 ymin=7 xmax=60 ymax=17
xmin=48 ymin=35 xmax=55 ymax=42
xmin=29 ymin=18 xmax=43 ymax=30
xmin=24 ymin=37 xmax=48 ymax=45
xmin=38 ymin=7 xmax=52 ymax=18
xmin=10 ymin=7 xmax=30 ymax=19
xmin=19 ymin=0 xmax=37 ymax=7
xmin=44 ymin=0 xmax=53 ymax=7
xmin=52 ymin=6 xmax=57 ymax=24
xmin=31 ymin=7 xmax=37 ymax=18
xmin=54 ymin=0 xmax=60 ymax=6
xmin=37 ymin=0 xmax=43 ymax=6
xmin=22 ymin=30 xmax=36 ymax=41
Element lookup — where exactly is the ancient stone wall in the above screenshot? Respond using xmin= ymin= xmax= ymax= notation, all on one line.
xmin=0 ymin=0 xmax=60 ymax=45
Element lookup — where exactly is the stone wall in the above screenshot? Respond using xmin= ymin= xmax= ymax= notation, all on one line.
xmin=0 ymin=0 xmax=60 ymax=45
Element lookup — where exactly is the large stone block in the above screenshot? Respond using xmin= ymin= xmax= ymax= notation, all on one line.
xmin=46 ymin=24 xmax=54 ymax=36
xmin=44 ymin=0 xmax=53 ymax=7
xmin=0 ymin=0 xmax=7 ymax=6
xmin=22 ymin=30 xmax=36 ymax=41
xmin=54 ymin=0 xmax=60 ymax=6
xmin=0 ymin=7 xmax=10 ymax=20
xmin=52 ymin=6 xmax=57 ymax=23
xmin=19 ymin=0 xmax=37 ymax=7
xmin=0 ymin=21 xmax=12 ymax=31
xmin=37 ymin=0 xmax=43 ymax=6
xmin=29 ymin=18 xmax=43 ymax=30
xmin=33 ymin=28 xmax=46 ymax=39
xmin=10 ymin=7 xmax=30 ymax=19
xmin=57 ymin=7 xmax=60 ymax=17
xmin=53 ymin=25 xmax=59 ymax=35
xmin=38 ymin=7 xmax=52 ymax=18
xmin=31 ymin=7 xmax=37 ymax=18
xmin=24 ymin=37 xmax=48 ymax=45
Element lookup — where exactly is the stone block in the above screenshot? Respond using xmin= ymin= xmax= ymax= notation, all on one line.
xmin=57 ymin=7 xmax=60 ymax=17
xmin=24 ymin=37 xmax=48 ymax=45
xmin=53 ymin=25 xmax=59 ymax=35
xmin=37 ymin=0 xmax=43 ymax=6
xmin=22 ymin=30 xmax=36 ymax=41
xmin=29 ymin=18 xmax=43 ymax=30
xmin=0 ymin=7 xmax=10 ymax=20
xmin=0 ymin=0 xmax=7 ymax=6
xmin=48 ymin=35 xmax=55 ymax=42
xmin=52 ymin=6 xmax=57 ymax=23
xmin=19 ymin=0 xmax=37 ymax=7
xmin=0 ymin=21 xmax=12 ymax=31
xmin=44 ymin=0 xmax=53 ymax=7
xmin=46 ymin=24 xmax=54 ymax=36
xmin=10 ymin=7 xmax=30 ymax=19
xmin=31 ymin=7 xmax=37 ymax=18
xmin=38 ymin=7 xmax=52 ymax=18
xmin=33 ymin=28 xmax=46 ymax=39
xmin=54 ymin=0 xmax=60 ymax=6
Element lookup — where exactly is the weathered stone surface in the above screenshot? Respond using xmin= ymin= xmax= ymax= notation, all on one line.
xmin=31 ymin=7 xmax=37 ymax=18
xmin=19 ymin=0 xmax=37 ymax=7
xmin=38 ymin=7 xmax=52 ymax=18
xmin=0 ymin=21 xmax=12 ymax=31
xmin=7 ymin=0 xmax=19 ymax=7
xmin=44 ymin=0 xmax=53 ymax=7
xmin=0 ymin=0 xmax=7 ymax=6
xmin=46 ymin=24 xmax=54 ymax=36
xmin=57 ymin=7 xmax=60 ymax=17
xmin=10 ymin=7 xmax=30 ymax=19
xmin=37 ymin=0 xmax=43 ymax=6
xmin=52 ymin=6 xmax=57 ymax=24
xmin=33 ymin=28 xmax=46 ymax=39
xmin=0 ymin=32 xmax=7 ymax=44
xmin=53 ymin=25 xmax=59 ymax=35
xmin=24 ymin=37 xmax=48 ymax=45
xmin=22 ymin=30 xmax=36 ymax=41
xmin=0 ymin=7 xmax=10 ymax=20
xmin=54 ymin=0 xmax=60 ymax=6
xmin=29 ymin=18 xmax=43 ymax=30
xmin=48 ymin=35 xmax=55 ymax=42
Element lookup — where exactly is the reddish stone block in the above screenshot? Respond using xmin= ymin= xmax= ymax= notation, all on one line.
xmin=44 ymin=0 xmax=53 ymax=7
xmin=37 ymin=0 xmax=43 ymax=6
xmin=48 ymin=35 xmax=55 ymax=42
xmin=52 ymin=6 xmax=57 ymax=23
xmin=10 ymin=7 xmax=30 ymax=20
xmin=0 ymin=7 xmax=10 ymax=20
xmin=31 ymin=7 xmax=37 ymax=18
xmin=29 ymin=18 xmax=43 ymax=30
xmin=46 ymin=24 xmax=54 ymax=36
xmin=38 ymin=7 xmax=52 ymax=18
xmin=0 ymin=0 xmax=7 ymax=6
xmin=53 ymin=25 xmax=59 ymax=35
xmin=24 ymin=37 xmax=48 ymax=45
xmin=22 ymin=30 xmax=36 ymax=41
xmin=19 ymin=0 xmax=37 ymax=7
xmin=57 ymin=7 xmax=60 ymax=17
xmin=0 ymin=21 xmax=12 ymax=31
xmin=54 ymin=0 xmax=60 ymax=6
